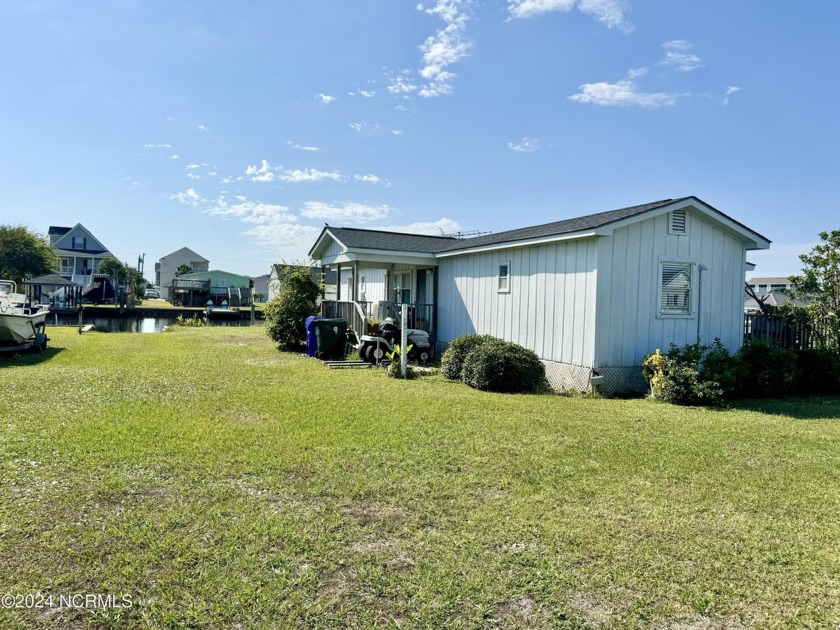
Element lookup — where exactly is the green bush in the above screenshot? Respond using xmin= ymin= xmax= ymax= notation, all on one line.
xmin=795 ymin=349 xmax=840 ymax=395
xmin=642 ymin=339 xmax=738 ymax=406
xmin=461 ymin=338 xmax=548 ymax=394
xmin=440 ymin=334 xmax=495 ymax=380
xmin=264 ymin=266 xmax=322 ymax=351
xmin=736 ymin=341 xmax=798 ymax=397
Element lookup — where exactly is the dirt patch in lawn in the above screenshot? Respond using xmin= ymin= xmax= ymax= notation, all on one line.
xmin=494 ymin=595 xmax=552 ymax=629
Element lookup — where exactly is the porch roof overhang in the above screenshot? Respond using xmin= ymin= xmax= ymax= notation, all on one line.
xmin=322 ymin=249 xmax=438 ymax=267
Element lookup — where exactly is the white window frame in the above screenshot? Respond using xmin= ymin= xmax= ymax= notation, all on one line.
xmin=657 ymin=259 xmax=695 ymax=318
xmin=498 ymin=261 xmax=511 ymax=293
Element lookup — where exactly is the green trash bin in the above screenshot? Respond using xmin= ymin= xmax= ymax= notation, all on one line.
xmin=315 ymin=318 xmax=347 ymax=359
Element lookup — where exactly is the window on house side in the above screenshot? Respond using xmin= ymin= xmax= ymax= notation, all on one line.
xmin=498 ymin=262 xmax=510 ymax=293
xmin=659 ymin=261 xmax=692 ymax=316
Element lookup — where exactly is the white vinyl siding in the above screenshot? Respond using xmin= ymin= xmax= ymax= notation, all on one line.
xmin=437 ymin=239 xmax=598 ymax=368
xmin=594 ymin=211 xmax=746 ymax=369
xmin=357 ymin=267 xmax=386 ymax=303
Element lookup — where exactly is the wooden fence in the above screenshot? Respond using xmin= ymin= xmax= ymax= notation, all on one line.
xmin=744 ymin=314 xmax=836 ymax=350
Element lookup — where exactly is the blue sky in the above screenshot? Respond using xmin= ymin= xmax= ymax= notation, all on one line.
xmin=1 ymin=1 xmax=838 ymax=280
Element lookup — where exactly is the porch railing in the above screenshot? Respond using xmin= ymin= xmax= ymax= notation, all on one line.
xmin=320 ymin=300 xmax=435 ymax=335
xmin=321 ymin=300 xmax=368 ymax=336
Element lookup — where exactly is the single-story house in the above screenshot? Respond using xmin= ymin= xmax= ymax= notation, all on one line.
xmin=267 ymin=264 xmax=337 ymax=302
xmin=745 ymin=291 xmax=809 ymax=314
xmin=308 ymin=196 xmax=771 ymax=394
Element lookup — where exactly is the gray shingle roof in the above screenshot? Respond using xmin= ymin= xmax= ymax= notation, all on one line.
xmin=23 ymin=273 xmax=80 ymax=286
xmin=440 ymin=198 xmax=682 ymax=252
xmin=326 ymin=227 xmax=457 ymax=253
xmin=319 ymin=196 xmax=769 ymax=257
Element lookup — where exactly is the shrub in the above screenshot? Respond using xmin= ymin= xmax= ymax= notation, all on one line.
xmin=642 ymin=339 xmax=738 ymax=406
xmin=264 ymin=265 xmax=322 ymax=351
xmin=736 ymin=340 xmax=798 ymax=397
xmin=440 ymin=334 xmax=495 ymax=380
xmin=461 ymin=338 xmax=548 ymax=394
xmin=794 ymin=349 xmax=840 ymax=395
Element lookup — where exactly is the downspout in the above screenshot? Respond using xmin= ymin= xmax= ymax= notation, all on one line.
xmin=696 ymin=264 xmax=707 ymax=342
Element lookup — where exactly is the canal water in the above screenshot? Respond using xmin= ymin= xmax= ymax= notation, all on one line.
xmin=50 ymin=315 xmax=259 ymax=333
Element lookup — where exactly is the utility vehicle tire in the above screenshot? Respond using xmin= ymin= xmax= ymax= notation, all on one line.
xmin=370 ymin=344 xmax=388 ymax=364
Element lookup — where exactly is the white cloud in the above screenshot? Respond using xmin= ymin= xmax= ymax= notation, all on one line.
xmin=508 ymin=0 xmax=575 ymax=17
xmin=204 ymin=195 xmax=322 ymax=257
xmin=385 ymin=2 xmax=471 ymax=99
xmin=196 ymin=124 xmax=209 ymax=131
xmin=187 ymin=173 xmax=201 ymax=180
xmin=144 ymin=143 xmax=172 ymax=149
xmin=300 ymin=201 xmax=392 ymax=222
xmin=508 ymin=137 xmax=540 ymax=152
xmin=387 ymin=73 xmax=420 ymax=96
xmin=416 ymin=1 xmax=472 ymax=97
xmin=569 ymin=69 xmax=678 ymax=108
xmin=348 ymin=122 xmax=381 ymax=134
xmin=242 ymin=222 xmax=323 ymax=254
xmin=723 ymin=85 xmax=741 ymax=105
xmin=578 ymin=0 xmax=632 ymax=32
xmin=288 ymin=141 xmax=320 ymax=152
xmin=354 ymin=173 xmax=381 ymax=184
xmin=204 ymin=197 xmax=295 ymax=225
xmin=316 ymin=93 xmax=335 ymax=105
xmin=186 ymin=163 xmax=207 ymax=170
xmin=391 ymin=130 xmax=404 ymax=136
xmin=375 ymin=218 xmax=462 ymax=235
xmin=246 ymin=159 xmax=280 ymax=182
xmin=349 ymin=89 xmax=376 ymax=98
xmin=508 ymin=0 xmax=632 ymax=31
xmin=660 ymin=40 xmax=702 ymax=72
xmin=171 ymin=154 xmax=181 ymax=160
xmin=169 ymin=188 xmax=205 ymax=206
xmin=280 ymin=169 xmax=343 ymax=183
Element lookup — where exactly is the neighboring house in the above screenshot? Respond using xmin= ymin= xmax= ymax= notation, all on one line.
xmin=745 ymin=291 xmax=809 ymax=314
xmin=746 ymin=276 xmax=794 ymax=298
xmin=251 ymin=274 xmax=270 ymax=303
xmin=49 ymin=224 xmax=116 ymax=287
xmin=309 ymin=196 xmax=770 ymax=394
xmin=170 ymin=269 xmax=251 ymax=306
xmin=267 ymin=264 xmax=336 ymax=302
xmin=155 ymin=247 xmax=209 ymax=300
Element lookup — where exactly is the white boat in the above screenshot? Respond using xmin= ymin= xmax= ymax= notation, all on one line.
xmin=0 ymin=280 xmax=50 ymax=346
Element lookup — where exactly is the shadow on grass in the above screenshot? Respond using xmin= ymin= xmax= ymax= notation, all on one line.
xmin=729 ymin=396 xmax=840 ymax=420
xmin=0 ymin=346 xmax=65 ymax=368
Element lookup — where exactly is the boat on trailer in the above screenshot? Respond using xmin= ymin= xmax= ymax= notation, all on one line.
xmin=0 ymin=279 xmax=50 ymax=351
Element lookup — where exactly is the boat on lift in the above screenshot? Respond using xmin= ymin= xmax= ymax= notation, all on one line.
xmin=0 ymin=279 xmax=50 ymax=349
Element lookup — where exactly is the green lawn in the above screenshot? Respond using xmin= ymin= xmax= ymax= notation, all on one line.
xmin=1 ymin=327 xmax=838 ymax=629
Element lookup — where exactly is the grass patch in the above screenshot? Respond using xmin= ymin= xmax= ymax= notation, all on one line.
xmin=1 ymin=327 xmax=838 ymax=628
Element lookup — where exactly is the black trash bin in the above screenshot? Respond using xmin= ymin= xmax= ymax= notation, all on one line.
xmin=315 ymin=318 xmax=347 ymax=359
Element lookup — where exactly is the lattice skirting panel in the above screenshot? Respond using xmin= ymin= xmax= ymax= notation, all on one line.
xmin=542 ymin=361 xmax=592 ymax=393
xmin=595 ymin=366 xmax=648 ymax=396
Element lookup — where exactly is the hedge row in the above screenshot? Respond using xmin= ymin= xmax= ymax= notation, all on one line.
xmin=440 ymin=334 xmax=549 ymax=394
xmin=642 ymin=339 xmax=840 ymax=406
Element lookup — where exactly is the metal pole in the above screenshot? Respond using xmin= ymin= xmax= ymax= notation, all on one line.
xmin=400 ymin=302 xmax=407 ymax=377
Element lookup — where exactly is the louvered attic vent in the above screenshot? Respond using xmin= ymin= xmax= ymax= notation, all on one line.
xmin=670 ymin=209 xmax=687 ymax=235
